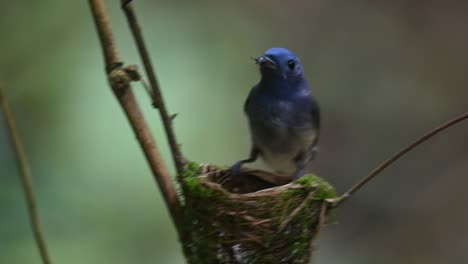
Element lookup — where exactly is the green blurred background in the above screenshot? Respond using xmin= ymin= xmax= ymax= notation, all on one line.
xmin=2 ymin=0 xmax=468 ymax=263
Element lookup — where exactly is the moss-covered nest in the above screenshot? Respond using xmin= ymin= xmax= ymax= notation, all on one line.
xmin=181 ymin=162 xmax=337 ymax=264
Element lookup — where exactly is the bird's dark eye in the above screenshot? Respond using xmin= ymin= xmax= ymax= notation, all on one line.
xmin=287 ymin=60 xmax=296 ymax=69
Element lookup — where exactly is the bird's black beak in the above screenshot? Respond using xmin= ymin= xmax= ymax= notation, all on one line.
xmin=254 ymin=56 xmax=278 ymax=69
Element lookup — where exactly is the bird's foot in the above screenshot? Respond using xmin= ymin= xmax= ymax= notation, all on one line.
xmin=292 ymin=168 xmax=306 ymax=179
xmin=230 ymin=148 xmax=259 ymax=175
xmin=230 ymin=160 xmax=244 ymax=175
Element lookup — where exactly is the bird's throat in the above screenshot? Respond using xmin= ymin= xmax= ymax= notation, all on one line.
xmin=258 ymin=76 xmax=308 ymax=98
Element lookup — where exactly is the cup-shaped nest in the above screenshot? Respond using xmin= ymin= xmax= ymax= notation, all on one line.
xmin=181 ymin=162 xmax=336 ymax=264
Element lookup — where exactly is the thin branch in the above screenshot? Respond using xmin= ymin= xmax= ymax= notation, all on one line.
xmin=278 ymin=191 xmax=316 ymax=233
xmin=88 ymin=0 xmax=182 ymax=229
xmin=0 ymin=84 xmax=52 ymax=264
xmin=121 ymin=0 xmax=186 ymax=176
xmin=307 ymin=203 xmax=328 ymax=264
xmin=336 ymin=111 xmax=468 ymax=207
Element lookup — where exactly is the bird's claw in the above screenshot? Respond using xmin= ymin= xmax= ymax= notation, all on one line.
xmin=230 ymin=161 xmax=243 ymax=175
xmin=292 ymin=168 xmax=306 ymax=179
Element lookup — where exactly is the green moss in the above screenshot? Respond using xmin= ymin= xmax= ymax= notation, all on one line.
xmin=181 ymin=161 xmax=203 ymax=179
xmin=281 ymin=189 xmax=299 ymax=199
xmin=295 ymin=231 xmax=311 ymax=256
xmin=181 ymin=162 xmax=225 ymax=199
xmin=294 ymin=174 xmax=337 ymax=200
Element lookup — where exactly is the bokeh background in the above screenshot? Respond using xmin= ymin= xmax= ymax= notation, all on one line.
xmin=2 ymin=1 xmax=468 ymax=263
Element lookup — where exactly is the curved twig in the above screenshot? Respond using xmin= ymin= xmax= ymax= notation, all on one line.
xmin=336 ymin=111 xmax=468 ymax=207
xmin=121 ymin=0 xmax=186 ymax=176
xmin=0 ymin=84 xmax=52 ymax=264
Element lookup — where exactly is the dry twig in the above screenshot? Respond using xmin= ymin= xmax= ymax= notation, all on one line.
xmin=121 ymin=0 xmax=186 ymax=176
xmin=278 ymin=191 xmax=316 ymax=232
xmin=88 ymin=0 xmax=183 ymax=233
xmin=0 ymin=84 xmax=52 ymax=264
xmin=336 ymin=111 xmax=468 ymax=207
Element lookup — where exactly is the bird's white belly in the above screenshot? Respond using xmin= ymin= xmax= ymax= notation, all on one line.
xmin=261 ymin=150 xmax=297 ymax=175
xmin=258 ymin=129 xmax=317 ymax=176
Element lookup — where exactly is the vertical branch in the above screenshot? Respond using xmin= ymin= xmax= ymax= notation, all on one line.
xmin=121 ymin=0 xmax=186 ymax=177
xmin=0 ymin=84 xmax=52 ymax=264
xmin=88 ymin=0 xmax=183 ymax=232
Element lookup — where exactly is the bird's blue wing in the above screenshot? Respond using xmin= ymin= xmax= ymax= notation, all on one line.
xmin=243 ymin=84 xmax=259 ymax=113
xmin=309 ymin=96 xmax=320 ymax=145
xmin=310 ymin=96 xmax=320 ymax=130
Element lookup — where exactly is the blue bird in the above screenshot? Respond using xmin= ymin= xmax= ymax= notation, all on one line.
xmin=231 ymin=48 xmax=320 ymax=181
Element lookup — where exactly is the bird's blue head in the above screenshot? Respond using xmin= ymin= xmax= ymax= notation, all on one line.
xmin=255 ymin=48 xmax=305 ymax=81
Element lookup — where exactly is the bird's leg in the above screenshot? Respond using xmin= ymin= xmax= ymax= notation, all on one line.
xmin=309 ymin=145 xmax=319 ymax=160
xmin=293 ymin=151 xmax=307 ymax=179
xmin=293 ymin=145 xmax=319 ymax=179
xmin=230 ymin=147 xmax=259 ymax=174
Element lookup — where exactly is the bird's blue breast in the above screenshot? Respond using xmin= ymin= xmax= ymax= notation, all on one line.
xmin=245 ymin=85 xmax=318 ymax=154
